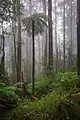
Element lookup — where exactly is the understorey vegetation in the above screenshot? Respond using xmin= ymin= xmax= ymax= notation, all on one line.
xmin=1 ymin=72 xmax=80 ymax=120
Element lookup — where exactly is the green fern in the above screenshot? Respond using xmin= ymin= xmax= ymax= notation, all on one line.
xmin=22 ymin=13 xmax=48 ymax=35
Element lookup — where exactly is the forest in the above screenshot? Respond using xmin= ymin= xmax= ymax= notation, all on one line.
xmin=0 ymin=0 xmax=80 ymax=120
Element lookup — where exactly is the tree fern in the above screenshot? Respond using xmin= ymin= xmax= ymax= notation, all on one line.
xmin=22 ymin=13 xmax=48 ymax=35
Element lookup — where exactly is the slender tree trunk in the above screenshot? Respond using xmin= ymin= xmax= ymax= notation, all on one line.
xmin=1 ymin=23 xmax=5 ymax=76
xmin=11 ymin=48 xmax=15 ymax=83
xmin=58 ymin=35 xmax=61 ymax=70
xmin=17 ymin=0 xmax=22 ymax=82
xmin=41 ymin=0 xmax=45 ymax=73
xmin=68 ymin=0 xmax=73 ymax=71
xmin=12 ymin=21 xmax=17 ymax=83
xmin=63 ymin=0 xmax=66 ymax=71
xmin=29 ymin=0 xmax=32 ymax=15
xmin=72 ymin=2 xmax=76 ymax=69
xmin=43 ymin=0 xmax=48 ymax=72
xmin=70 ymin=0 xmax=73 ymax=69
xmin=48 ymin=0 xmax=53 ymax=72
xmin=29 ymin=0 xmax=32 ymax=76
xmin=55 ymin=0 xmax=58 ymax=73
xmin=0 ymin=32 xmax=2 ymax=78
xmin=26 ymin=37 xmax=29 ymax=79
xmin=77 ymin=0 xmax=80 ymax=87
xmin=26 ymin=0 xmax=32 ymax=81
xmin=12 ymin=1 xmax=17 ymax=82
xmin=32 ymin=20 xmax=35 ymax=95
xmin=38 ymin=35 xmax=41 ymax=73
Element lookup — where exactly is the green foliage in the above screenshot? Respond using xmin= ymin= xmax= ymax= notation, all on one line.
xmin=6 ymin=92 xmax=61 ymax=120
xmin=28 ymin=72 xmax=77 ymax=98
xmin=0 ymin=82 xmax=6 ymax=87
xmin=14 ymin=82 xmax=27 ymax=98
xmin=0 ymin=72 xmax=78 ymax=120
xmin=0 ymin=85 xmax=20 ymax=111
xmin=35 ymin=75 xmax=54 ymax=98
xmin=22 ymin=13 xmax=47 ymax=35
xmin=0 ymin=76 xmax=9 ymax=85
xmin=8 ymin=90 xmax=80 ymax=120
xmin=0 ymin=84 xmax=22 ymax=119
xmin=54 ymin=72 xmax=77 ymax=91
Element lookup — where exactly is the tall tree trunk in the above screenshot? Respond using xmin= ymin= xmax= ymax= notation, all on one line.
xmin=77 ymin=0 xmax=80 ymax=87
xmin=70 ymin=0 xmax=73 ymax=69
xmin=29 ymin=0 xmax=32 ymax=15
xmin=32 ymin=20 xmax=35 ymax=95
xmin=38 ymin=35 xmax=41 ymax=73
xmin=26 ymin=0 xmax=32 ymax=80
xmin=48 ymin=0 xmax=53 ymax=72
xmin=17 ymin=0 xmax=22 ymax=82
xmin=55 ymin=0 xmax=58 ymax=73
xmin=29 ymin=0 xmax=32 ymax=80
xmin=41 ymin=0 xmax=45 ymax=73
xmin=11 ymin=48 xmax=15 ymax=83
xmin=12 ymin=0 xmax=17 ymax=83
xmin=58 ymin=35 xmax=61 ymax=70
xmin=26 ymin=37 xmax=29 ymax=80
xmin=1 ymin=22 xmax=5 ymax=76
xmin=63 ymin=0 xmax=66 ymax=71
xmin=12 ymin=21 xmax=17 ymax=83
xmin=43 ymin=0 xmax=48 ymax=73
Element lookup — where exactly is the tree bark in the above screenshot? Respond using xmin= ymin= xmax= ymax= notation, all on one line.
xmin=43 ymin=0 xmax=48 ymax=73
xmin=12 ymin=21 xmax=17 ymax=83
xmin=17 ymin=0 xmax=22 ymax=82
xmin=48 ymin=0 xmax=53 ymax=72
xmin=55 ymin=0 xmax=58 ymax=73
xmin=70 ymin=0 xmax=73 ymax=69
xmin=1 ymin=23 xmax=5 ymax=76
xmin=32 ymin=20 xmax=35 ymax=95
xmin=63 ymin=0 xmax=66 ymax=71
xmin=77 ymin=0 xmax=80 ymax=87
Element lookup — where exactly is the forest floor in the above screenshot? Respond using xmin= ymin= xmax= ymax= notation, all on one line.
xmin=0 ymin=72 xmax=80 ymax=120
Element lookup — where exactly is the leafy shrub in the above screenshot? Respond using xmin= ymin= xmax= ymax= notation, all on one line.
xmin=14 ymin=82 xmax=26 ymax=97
xmin=28 ymin=72 xmax=77 ymax=98
xmin=15 ymin=82 xmax=33 ymax=99
xmin=4 ymin=72 xmax=80 ymax=120
xmin=0 ymin=82 xmax=6 ymax=87
xmin=35 ymin=75 xmax=54 ymax=98
xmin=0 ymin=85 xmax=21 ymax=119
xmin=8 ymin=90 xmax=80 ymax=120
xmin=0 ymin=76 xmax=9 ymax=85
xmin=54 ymin=72 xmax=77 ymax=91
xmin=6 ymin=92 xmax=61 ymax=120
xmin=0 ymin=86 xmax=20 ymax=111
xmin=31 ymin=72 xmax=77 ymax=98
